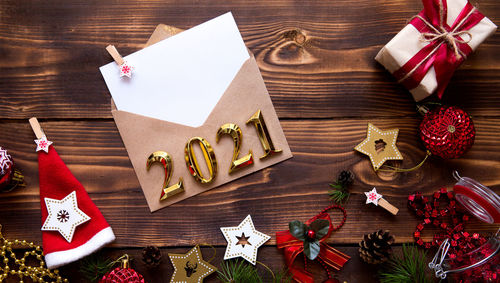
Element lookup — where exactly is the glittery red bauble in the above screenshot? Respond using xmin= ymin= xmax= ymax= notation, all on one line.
xmin=419 ymin=106 xmax=475 ymax=159
xmin=99 ymin=267 xmax=145 ymax=283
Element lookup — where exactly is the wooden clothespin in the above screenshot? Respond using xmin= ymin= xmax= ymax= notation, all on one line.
xmin=29 ymin=117 xmax=53 ymax=153
xmin=29 ymin=117 xmax=45 ymax=139
xmin=364 ymin=187 xmax=399 ymax=215
xmin=106 ymin=45 xmax=125 ymax=66
xmin=106 ymin=45 xmax=133 ymax=78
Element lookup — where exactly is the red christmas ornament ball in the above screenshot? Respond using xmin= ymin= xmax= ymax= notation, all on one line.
xmin=323 ymin=278 xmax=340 ymax=283
xmin=307 ymin=229 xmax=316 ymax=239
xmin=100 ymin=267 xmax=145 ymax=283
xmin=419 ymin=106 xmax=475 ymax=159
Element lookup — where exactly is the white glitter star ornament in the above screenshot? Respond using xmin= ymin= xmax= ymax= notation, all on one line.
xmin=220 ymin=215 xmax=271 ymax=265
xmin=364 ymin=187 xmax=383 ymax=205
xmin=41 ymin=191 xmax=91 ymax=242
xmin=119 ymin=61 xmax=133 ymax=78
xmin=34 ymin=135 xmax=53 ymax=153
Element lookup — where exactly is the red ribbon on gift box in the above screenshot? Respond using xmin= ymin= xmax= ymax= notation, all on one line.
xmin=276 ymin=205 xmax=350 ymax=283
xmin=393 ymin=0 xmax=485 ymax=98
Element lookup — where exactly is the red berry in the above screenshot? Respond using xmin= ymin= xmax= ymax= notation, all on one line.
xmin=307 ymin=229 xmax=316 ymax=239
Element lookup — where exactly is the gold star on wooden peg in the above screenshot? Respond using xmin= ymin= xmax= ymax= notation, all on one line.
xmin=354 ymin=123 xmax=403 ymax=171
xmin=168 ymin=246 xmax=217 ymax=283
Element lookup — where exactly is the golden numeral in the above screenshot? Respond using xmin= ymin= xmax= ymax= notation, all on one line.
xmin=216 ymin=123 xmax=254 ymax=174
xmin=146 ymin=151 xmax=184 ymax=201
xmin=184 ymin=137 xmax=218 ymax=184
xmin=247 ymin=110 xmax=282 ymax=159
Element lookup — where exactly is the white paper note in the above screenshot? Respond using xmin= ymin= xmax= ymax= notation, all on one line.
xmin=100 ymin=12 xmax=249 ymax=127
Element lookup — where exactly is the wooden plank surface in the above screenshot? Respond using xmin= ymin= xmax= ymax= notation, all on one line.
xmin=0 ymin=119 xmax=498 ymax=246
xmin=1 ymin=0 xmax=500 ymax=282
xmin=0 ymin=0 xmax=499 ymax=119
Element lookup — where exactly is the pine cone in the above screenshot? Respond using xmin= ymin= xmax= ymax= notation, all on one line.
xmin=337 ymin=170 xmax=354 ymax=187
xmin=142 ymin=246 xmax=162 ymax=267
xmin=359 ymin=230 xmax=395 ymax=264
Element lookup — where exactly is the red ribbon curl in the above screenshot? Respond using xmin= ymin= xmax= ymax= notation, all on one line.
xmin=276 ymin=206 xmax=350 ymax=283
xmin=393 ymin=0 xmax=485 ymax=99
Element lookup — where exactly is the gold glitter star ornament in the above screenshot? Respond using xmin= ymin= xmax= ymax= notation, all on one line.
xmin=354 ymin=123 xmax=403 ymax=171
xmin=168 ymin=246 xmax=217 ymax=283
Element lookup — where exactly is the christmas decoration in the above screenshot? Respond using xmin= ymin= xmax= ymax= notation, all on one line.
xmin=217 ymin=259 xmax=292 ymax=283
xmin=358 ymin=230 xmax=395 ymax=264
xmin=408 ymin=188 xmax=487 ymax=256
xmin=375 ymin=0 xmax=497 ymax=101
xmin=220 ymin=215 xmax=271 ymax=265
xmin=80 ymin=253 xmax=114 ymax=282
xmin=452 ymin=171 xmax=500 ymax=223
xmin=168 ymin=245 xmax=217 ymax=282
xmin=119 ymin=61 xmax=133 ymax=78
xmin=354 ymin=123 xmax=403 ymax=171
xmin=364 ymin=187 xmax=399 ymax=215
xmin=105 ymin=45 xmax=133 ymax=78
xmin=41 ymin=191 xmax=91 ymax=242
xmin=378 ymin=244 xmax=432 ymax=283
xmin=0 ymin=146 xmax=25 ymax=193
xmin=29 ymin=117 xmax=115 ymax=269
xmin=142 ymin=245 xmax=162 ymax=267
xmin=429 ymin=235 xmax=499 ymax=282
xmin=276 ymin=205 xmax=350 ymax=283
xmin=0 ymin=224 xmax=67 ymax=282
xmin=420 ymin=106 xmax=475 ymax=159
xmin=35 ymin=135 xmax=53 ymax=153
xmin=100 ymin=254 xmax=145 ymax=283
xmin=328 ymin=170 xmax=354 ymax=204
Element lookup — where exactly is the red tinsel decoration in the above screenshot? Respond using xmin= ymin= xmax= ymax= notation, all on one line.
xmin=419 ymin=106 xmax=475 ymax=159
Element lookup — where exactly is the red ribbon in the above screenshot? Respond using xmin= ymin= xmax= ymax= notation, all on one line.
xmin=393 ymin=0 xmax=485 ymax=98
xmin=276 ymin=207 xmax=350 ymax=283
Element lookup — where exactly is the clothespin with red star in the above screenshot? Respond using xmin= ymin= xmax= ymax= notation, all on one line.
xmin=105 ymin=45 xmax=133 ymax=78
xmin=364 ymin=187 xmax=399 ymax=215
xmin=29 ymin=117 xmax=53 ymax=153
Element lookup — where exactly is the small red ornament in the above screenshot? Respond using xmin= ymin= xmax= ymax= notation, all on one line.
xmin=307 ymin=229 xmax=316 ymax=239
xmin=323 ymin=278 xmax=340 ymax=283
xmin=0 ymin=146 xmax=24 ymax=192
xmin=419 ymin=106 xmax=475 ymax=159
xmin=100 ymin=255 xmax=145 ymax=283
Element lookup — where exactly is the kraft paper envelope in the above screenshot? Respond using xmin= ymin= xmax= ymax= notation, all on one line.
xmin=106 ymin=21 xmax=292 ymax=212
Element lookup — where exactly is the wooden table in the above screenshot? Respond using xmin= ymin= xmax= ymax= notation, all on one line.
xmin=1 ymin=0 xmax=499 ymax=282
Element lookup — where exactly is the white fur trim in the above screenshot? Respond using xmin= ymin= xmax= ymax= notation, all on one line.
xmin=44 ymin=227 xmax=115 ymax=269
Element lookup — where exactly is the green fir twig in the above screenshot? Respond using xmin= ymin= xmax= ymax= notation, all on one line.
xmin=378 ymin=244 xmax=434 ymax=283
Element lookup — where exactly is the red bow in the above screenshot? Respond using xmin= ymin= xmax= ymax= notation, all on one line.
xmin=393 ymin=0 xmax=484 ymax=98
xmin=276 ymin=207 xmax=350 ymax=283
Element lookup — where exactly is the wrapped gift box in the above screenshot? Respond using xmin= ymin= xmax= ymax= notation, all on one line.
xmin=376 ymin=0 xmax=497 ymax=101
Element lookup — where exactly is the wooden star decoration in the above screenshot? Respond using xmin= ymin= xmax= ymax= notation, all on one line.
xmin=354 ymin=123 xmax=403 ymax=171
xmin=34 ymin=135 xmax=53 ymax=153
xmin=41 ymin=191 xmax=90 ymax=242
xmin=168 ymin=246 xmax=217 ymax=283
xmin=220 ymin=215 xmax=270 ymax=265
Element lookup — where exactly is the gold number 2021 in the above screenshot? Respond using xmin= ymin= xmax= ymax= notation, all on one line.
xmin=147 ymin=110 xmax=282 ymax=201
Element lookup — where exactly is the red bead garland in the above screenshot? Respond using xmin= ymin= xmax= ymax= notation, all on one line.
xmin=408 ymin=188 xmax=487 ymax=259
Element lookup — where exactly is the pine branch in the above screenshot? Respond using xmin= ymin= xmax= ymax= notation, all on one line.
xmin=378 ymin=244 xmax=434 ymax=283
xmin=217 ymin=259 xmax=263 ymax=283
xmin=79 ymin=253 xmax=113 ymax=282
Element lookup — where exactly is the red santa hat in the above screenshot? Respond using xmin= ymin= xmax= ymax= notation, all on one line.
xmin=30 ymin=118 xmax=115 ymax=269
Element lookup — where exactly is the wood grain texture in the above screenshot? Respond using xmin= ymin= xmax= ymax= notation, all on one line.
xmin=0 ymin=118 xmax=498 ymax=247
xmin=1 ymin=1 xmax=500 ymax=282
xmin=0 ymin=0 xmax=499 ymax=119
